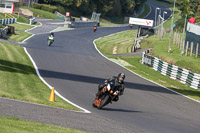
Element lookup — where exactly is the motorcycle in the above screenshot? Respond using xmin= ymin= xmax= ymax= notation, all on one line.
xmin=48 ymin=36 xmax=54 ymax=46
xmin=93 ymin=86 xmax=119 ymax=109
xmin=93 ymin=26 xmax=97 ymax=32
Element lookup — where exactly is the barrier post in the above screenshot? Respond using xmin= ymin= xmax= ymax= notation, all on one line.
xmin=196 ymin=43 xmax=199 ymax=57
xmin=185 ymin=41 xmax=189 ymax=56
xmin=190 ymin=42 xmax=193 ymax=57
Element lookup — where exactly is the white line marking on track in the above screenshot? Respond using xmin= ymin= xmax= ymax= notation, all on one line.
xmin=24 ymin=48 xmax=91 ymax=113
xmin=21 ymin=22 xmax=91 ymax=113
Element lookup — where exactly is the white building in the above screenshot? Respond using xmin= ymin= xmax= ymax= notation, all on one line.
xmin=0 ymin=0 xmax=19 ymax=14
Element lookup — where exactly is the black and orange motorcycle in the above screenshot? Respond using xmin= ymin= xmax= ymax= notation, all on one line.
xmin=93 ymin=86 xmax=119 ymax=109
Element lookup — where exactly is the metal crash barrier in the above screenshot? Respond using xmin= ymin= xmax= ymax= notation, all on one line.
xmin=0 ymin=18 xmax=17 ymax=25
xmin=0 ymin=26 xmax=8 ymax=38
xmin=29 ymin=17 xmax=35 ymax=25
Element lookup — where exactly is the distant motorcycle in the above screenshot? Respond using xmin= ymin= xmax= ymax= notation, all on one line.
xmin=93 ymin=26 xmax=97 ymax=32
xmin=48 ymin=36 xmax=54 ymax=46
xmin=93 ymin=85 xmax=120 ymax=109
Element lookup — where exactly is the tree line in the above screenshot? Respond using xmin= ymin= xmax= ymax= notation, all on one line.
xmin=168 ymin=0 xmax=200 ymax=30
xmin=38 ymin=0 xmax=147 ymax=17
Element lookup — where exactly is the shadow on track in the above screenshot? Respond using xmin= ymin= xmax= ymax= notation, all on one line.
xmin=101 ymin=107 xmax=142 ymax=113
xmin=39 ymin=69 xmax=180 ymax=95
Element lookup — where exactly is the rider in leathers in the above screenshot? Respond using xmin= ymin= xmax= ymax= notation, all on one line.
xmin=96 ymin=73 xmax=125 ymax=102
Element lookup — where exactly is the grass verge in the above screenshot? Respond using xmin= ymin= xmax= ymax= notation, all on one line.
xmin=96 ymin=30 xmax=137 ymax=54
xmin=141 ymin=32 xmax=200 ymax=74
xmin=111 ymin=56 xmax=200 ymax=101
xmin=0 ymin=41 xmax=81 ymax=111
xmin=95 ymin=30 xmax=200 ymax=101
xmin=0 ymin=116 xmax=85 ymax=133
xmin=7 ymin=23 xmax=34 ymax=42
xmin=20 ymin=6 xmax=57 ymax=19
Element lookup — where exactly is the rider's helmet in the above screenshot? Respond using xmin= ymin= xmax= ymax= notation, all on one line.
xmin=50 ymin=32 xmax=54 ymax=36
xmin=117 ymin=73 xmax=125 ymax=83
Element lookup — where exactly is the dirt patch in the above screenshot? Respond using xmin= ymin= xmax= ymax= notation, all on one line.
xmin=113 ymin=46 xmax=117 ymax=54
xmin=117 ymin=58 xmax=133 ymax=67
xmin=158 ymin=79 xmax=167 ymax=84
xmin=141 ymin=71 xmax=149 ymax=75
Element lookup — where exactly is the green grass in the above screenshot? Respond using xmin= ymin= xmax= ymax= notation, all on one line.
xmin=0 ymin=13 xmax=30 ymax=24
xmin=7 ymin=23 xmax=34 ymax=42
xmin=0 ymin=13 xmax=5 ymax=19
xmin=20 ymin=6 xmax=57 ymax=19
xmin=8 ymin=23 xmax=34 ymax=31
xmin=95 ymin=29 xmax=200 ymax=101
xmin=0 ymin=41 xmax=81 ymax=111
xmin=141 ymin=33 xmax=200 ymax=74
xmin=111 ymin=56 xmax=200 ymax=101
xmin=102 ymin=16 xmax=125 ymax=24
xmin=14 ymin=14 xmax=30 ymax=24
xmin=95 ymin=30 xmax=137 ymax=54
xmin=0 ymin=116 xmax=85 ymax=133
xmin=7 ymin=32 xmax=32 ymax=42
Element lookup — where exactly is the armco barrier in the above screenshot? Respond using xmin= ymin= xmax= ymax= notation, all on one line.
xmin=0 ymin=18 xmax=17 ymax=25
xmin=142 ymin=51 xmax=200 ymax=90
xmin=0 ymin=26 xmax=8 ymax=38
xmin=70 ymin=22 xmax=98 ymax=28
xmin=29 ymin=17 xmax=35 ymax=25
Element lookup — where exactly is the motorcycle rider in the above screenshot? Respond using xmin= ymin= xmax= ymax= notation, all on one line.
xmin=96 ymin=73 xmax=125 ymax=102
xmin=48 ymin=32 xmax=54 ymax=42
xmin=93 ymin=25 xmax=97 ymax=32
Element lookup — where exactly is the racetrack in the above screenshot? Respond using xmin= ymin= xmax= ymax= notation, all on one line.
xmin=25 ymin=24 xmax=200 ymax=133
xmin=1 ymin=1 xmax=200 ymax=133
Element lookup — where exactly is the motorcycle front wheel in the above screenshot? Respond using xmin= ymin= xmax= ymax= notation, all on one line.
xmin=48 ymin=41 xmax=52 ymax=46
xmin=97 ymin=95 xmax=110 ymax=109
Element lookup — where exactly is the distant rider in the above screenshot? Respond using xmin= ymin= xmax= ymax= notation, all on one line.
xmin=48 ymin=32 xmax=54 ymax=42
xmin=96 ymin=73 xmax=125 ymax=102
xmin=93 ymin=25 xmax=97 ymax=32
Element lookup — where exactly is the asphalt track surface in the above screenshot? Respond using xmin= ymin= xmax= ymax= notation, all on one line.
xmin=1 ymin=1 xmax=200 ymax=133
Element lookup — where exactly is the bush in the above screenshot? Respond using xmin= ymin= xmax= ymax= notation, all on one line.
xmin=57 ymin=6 xmax=66 ymax=14
xmin=33 ymin=3 xmax=57 ymax=13
xmin=21 ymin=6 xmax=57 ymax=19
xmin=32 ymin=3 xmax=41 ymax=9
xmin=0 ymin=24 xmax=5 ymax=28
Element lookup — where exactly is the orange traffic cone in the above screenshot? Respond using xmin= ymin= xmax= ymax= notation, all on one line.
xmin=49 ymin=87 xmax=55 ymax=102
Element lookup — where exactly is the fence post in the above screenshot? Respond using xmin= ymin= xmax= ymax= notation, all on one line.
xmin=179 ymin=37 xmax=182 ymax=48
xmin=196 ymin=43 xmax=199 ymax=57
xmin=157 ymin=28 xmax=160 ymax=38
xmin=173 ymin=32 xmax=176 ymax=44
xmin=190 ymin=42 xmax=193 ymax=57
xmin=176 ymin=33 xmax=179 ymax=46
xmin=178 ymin=35 xmax=180 ymax=48
xmin=182 ymin=40 xmax=185 ymax=54
xmin=185 ymin=41 xmax=189 ymax=56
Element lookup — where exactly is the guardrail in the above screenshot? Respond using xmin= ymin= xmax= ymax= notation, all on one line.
xmin=0 ymin=26 xmax=8 ymax=38
xmin=142 ymin=52 xmax=200 ymax=90
xmin=0 ymin=18 xmax=17 ymax=25
xmin=70 ymin=22 xmax=98 ymax=28
xmin=29 ymin=17 xmax=35 ymax=25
